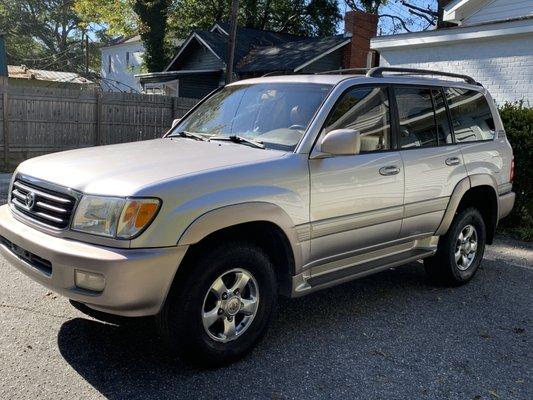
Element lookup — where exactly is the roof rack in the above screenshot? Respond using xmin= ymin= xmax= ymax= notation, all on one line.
xmin=366 ymin=67 xmax=480 ymax=85
xmin=317 ymin=68 xmax=369 ymax=75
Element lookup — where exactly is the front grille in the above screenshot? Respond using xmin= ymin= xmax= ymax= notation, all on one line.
xmin=10 ymin=178 xmax=76 ymax=229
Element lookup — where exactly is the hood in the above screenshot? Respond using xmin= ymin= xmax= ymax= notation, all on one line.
xmin=16 ymin=138 xmax=287 ymax=196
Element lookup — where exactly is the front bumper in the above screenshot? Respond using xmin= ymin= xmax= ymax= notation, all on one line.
xmin=0 ymin=205 xmax=187 ymax=316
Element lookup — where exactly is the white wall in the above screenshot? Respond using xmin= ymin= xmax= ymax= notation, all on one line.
xmin=100 ymin=41 xmax=144 ymax=92
xmin=463 ymin=0 xmax=533 ymax=26
xmin=378 ymin=33 xmax=533 ymax=105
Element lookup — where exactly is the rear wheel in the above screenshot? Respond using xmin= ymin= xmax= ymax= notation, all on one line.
xmin=425 ymin=207 xmax=486 ymax=286
xmin=156 ymin=242 xmax=277 ymax=367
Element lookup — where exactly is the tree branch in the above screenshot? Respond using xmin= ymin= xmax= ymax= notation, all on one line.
xmin=401 ymin=1 xmax=438 ymax=17
xmin=378 ymin=14 xmax=413 ymax=33
xmin=407 ymin=9 xmax=436 ymax=26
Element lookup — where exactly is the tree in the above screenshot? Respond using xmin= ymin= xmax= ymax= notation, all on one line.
xmin=167 ymin=0 xmax=341 ymax=38
xmin=344 ymin=0 xmax=446 ymax=34
xmin=0 ymin=0 xmax=91 ymax=72
xmin=74 ymin=0 xmax=137 ymax=36
xmin=133 ymin=0 xmax=172 ymax=72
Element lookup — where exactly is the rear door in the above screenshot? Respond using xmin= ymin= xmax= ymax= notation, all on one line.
xmin=442 ymin=87 xmax=506 ymax=186
xmin=393 ymin=86 xmax=468 ymax=238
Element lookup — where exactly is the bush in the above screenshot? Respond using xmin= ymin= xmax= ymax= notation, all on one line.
xmin=498 ymin=102 xmax=533 ymax=241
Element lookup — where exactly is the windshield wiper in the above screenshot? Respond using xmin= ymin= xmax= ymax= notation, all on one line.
xmin=210 ymin=135 xmax=265 ymax=149
xmin=173 ymin=131 xmax=208 ymax=141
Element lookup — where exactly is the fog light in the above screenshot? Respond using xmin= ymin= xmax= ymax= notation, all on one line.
xmin=75 ymin=270 xmax=105 ymax=292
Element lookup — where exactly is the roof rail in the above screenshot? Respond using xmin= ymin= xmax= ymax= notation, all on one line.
xmin=366 ymin=67 xmax=480 ymax=85
xmin=317 ymin=68 xmax=369 ymax=75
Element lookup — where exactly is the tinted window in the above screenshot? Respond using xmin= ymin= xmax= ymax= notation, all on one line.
xmin=444 ymin=87 xmax=495 ymax=142
xmin=323 ymin=86 xmax=391 ymax=152
xmin=432 ymin=88 xmax=453 ymax=144
xmin=395 ymin=87 xmax=437 ymax=149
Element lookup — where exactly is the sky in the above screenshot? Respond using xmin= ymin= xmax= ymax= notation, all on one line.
xmin=338 ymin=0 xmax=438 ymax=35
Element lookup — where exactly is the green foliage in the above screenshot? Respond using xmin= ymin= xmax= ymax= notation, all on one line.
xmin=1 ymin=0 xmax=102 ymax=73
xmin=498 ymin=102 xmax=533 ymax=241
xmin=133 ymin=0 xmax=172 ymax=72
xmin=167 ymin=0 xmax=341 ymax=39
xmin=74 ymin=0 xmax=137 ymax=36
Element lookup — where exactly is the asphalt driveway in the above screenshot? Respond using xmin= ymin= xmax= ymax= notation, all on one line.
xmin=0 ymin=237 xmax=531 ymax=400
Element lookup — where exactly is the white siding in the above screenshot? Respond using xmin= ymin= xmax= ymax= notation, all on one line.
xmin=463 ymin=0 xmax=533 ymax=25
xmin=100 ymin=41 xmax=145 ymax=92
xmin=378 ymin=34 xmax=533 ymax=105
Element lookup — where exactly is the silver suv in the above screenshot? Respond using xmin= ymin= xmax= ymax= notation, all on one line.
xmin=0 ymin=68 xmax=515 ymax=366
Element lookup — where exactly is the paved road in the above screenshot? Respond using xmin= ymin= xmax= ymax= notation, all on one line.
xmin=0 ymin=237 xmax=531 ymax=400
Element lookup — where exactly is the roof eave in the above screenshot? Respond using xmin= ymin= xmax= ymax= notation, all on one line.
xmin=293 ymin=39 xmax=350 ymax=72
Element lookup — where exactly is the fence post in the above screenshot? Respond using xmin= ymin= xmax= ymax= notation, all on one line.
xmin=2 ymin=91 xmax=9 ymax=170
xmin=95 ymin=91 xmax=102 ymax=145
xmin=172 ymin=96 xmax=178 ymax=119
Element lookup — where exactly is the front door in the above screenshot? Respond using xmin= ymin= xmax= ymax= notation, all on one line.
xmin=309 ymin=85 xmax=404 ymax=265
xmin=393 ymin=86 xmax=468 ymax=238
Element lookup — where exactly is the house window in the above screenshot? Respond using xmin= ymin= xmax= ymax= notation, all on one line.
xmin=126 ymin=52 xmax=130 ymax=67
xmin=108 ymin=55 xmax=112 ymax=74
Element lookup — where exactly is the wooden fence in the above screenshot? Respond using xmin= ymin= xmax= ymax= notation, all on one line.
xmin=0 ymin=77 xmax=198 ymax=171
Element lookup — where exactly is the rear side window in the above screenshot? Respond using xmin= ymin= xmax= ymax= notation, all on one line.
xmin=323 ymin=86 xmax=391 ymax=152
xmin=395 ymin=87 xmax=438 ymax=148
xmin=444 ymin=87 xmax=495 ymax=142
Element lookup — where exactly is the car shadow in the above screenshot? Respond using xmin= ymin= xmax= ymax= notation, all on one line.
xmin=56 ymin=262 xmax=470 ymax=399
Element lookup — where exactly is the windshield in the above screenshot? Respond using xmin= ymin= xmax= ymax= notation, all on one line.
xmin=169 ymin=83 xmax=332 ymax=151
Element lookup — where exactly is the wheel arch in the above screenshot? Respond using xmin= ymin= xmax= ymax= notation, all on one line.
xmin=176 ymin=202 xmax=304 ymax=296
xmin=436 ymin=175 xmax=499 ymax=244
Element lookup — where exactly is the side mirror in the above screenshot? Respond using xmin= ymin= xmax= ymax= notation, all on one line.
xmin=320 ymin=129 xmax=361 ymax=156
xmin=171 ymin=118 xmax=181 ymax=128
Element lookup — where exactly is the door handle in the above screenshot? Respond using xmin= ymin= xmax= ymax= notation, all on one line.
xmin=445 ymin=157 xmax=461 ymax=166
xmin=379 ymin=166 xmax=400 ymax=176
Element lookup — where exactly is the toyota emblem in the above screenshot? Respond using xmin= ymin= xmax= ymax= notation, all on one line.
xmin=25 ymin=191 xmax=36 ymax=210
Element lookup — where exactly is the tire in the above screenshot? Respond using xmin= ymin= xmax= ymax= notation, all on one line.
xmin=156 ymin=242 xmax=277 ymax=367
xmin=425 ymin=207 xmax=486 ymax=286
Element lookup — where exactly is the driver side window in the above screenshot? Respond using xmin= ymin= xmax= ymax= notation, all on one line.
xmin=323 ymin=86 xmax=391 ymax=152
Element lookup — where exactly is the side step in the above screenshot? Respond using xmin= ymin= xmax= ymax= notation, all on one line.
xmin=307 ymin=248 xmax=434 ymax=287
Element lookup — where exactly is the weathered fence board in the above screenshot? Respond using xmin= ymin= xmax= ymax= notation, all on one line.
xmin=0 ymin=80 xmax=198 ymax=171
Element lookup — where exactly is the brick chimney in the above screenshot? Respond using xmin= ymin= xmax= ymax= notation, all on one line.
xmin=342 ymin=11 xmax=378 ymax=69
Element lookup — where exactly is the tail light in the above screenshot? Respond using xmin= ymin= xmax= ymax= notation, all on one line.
xmin=510 ymin=158 xmax=515 ymax=183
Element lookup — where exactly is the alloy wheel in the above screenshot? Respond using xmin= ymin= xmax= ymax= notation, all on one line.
xmin=455 ymin=224 xmax=478 ymax=271
xmin=201 ymin=268 xmax=259 ymax=343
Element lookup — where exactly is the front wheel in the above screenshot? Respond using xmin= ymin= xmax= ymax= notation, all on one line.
xmin=156 ymin=242 xmax=277 ymax=367
xmin=425 ymin=207 xmax=486 ymax=286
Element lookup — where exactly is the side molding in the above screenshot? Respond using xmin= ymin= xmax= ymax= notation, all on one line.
xmin=177 ymin=202 xmax=303 ymax=269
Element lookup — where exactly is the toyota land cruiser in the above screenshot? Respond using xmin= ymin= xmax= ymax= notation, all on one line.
xmin=0 ymin=67 xmax=515 ymax=366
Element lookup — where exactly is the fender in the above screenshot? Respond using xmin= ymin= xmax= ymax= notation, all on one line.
xmin=435 ymin=174 xmax=499 ymax=236
xmin=177 ymin=202 xmax=304 ymax=271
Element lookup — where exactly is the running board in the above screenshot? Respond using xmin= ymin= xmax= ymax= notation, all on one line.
xmin=307 ymin=248 xmax=434 ymax=288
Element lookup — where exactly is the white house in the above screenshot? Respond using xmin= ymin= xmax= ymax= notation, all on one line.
xmin=371 ymin=0 xmax=533 ymax=104
xmin=100 ymin=35 xmax=145 ymax=92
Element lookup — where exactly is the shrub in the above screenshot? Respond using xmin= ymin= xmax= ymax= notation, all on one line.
xmin=498 ymin=102 xmax=533 ymax=241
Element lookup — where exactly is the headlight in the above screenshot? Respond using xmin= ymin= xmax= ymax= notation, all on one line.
xmin=72 ymin=195 xmax=160 ymax=239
